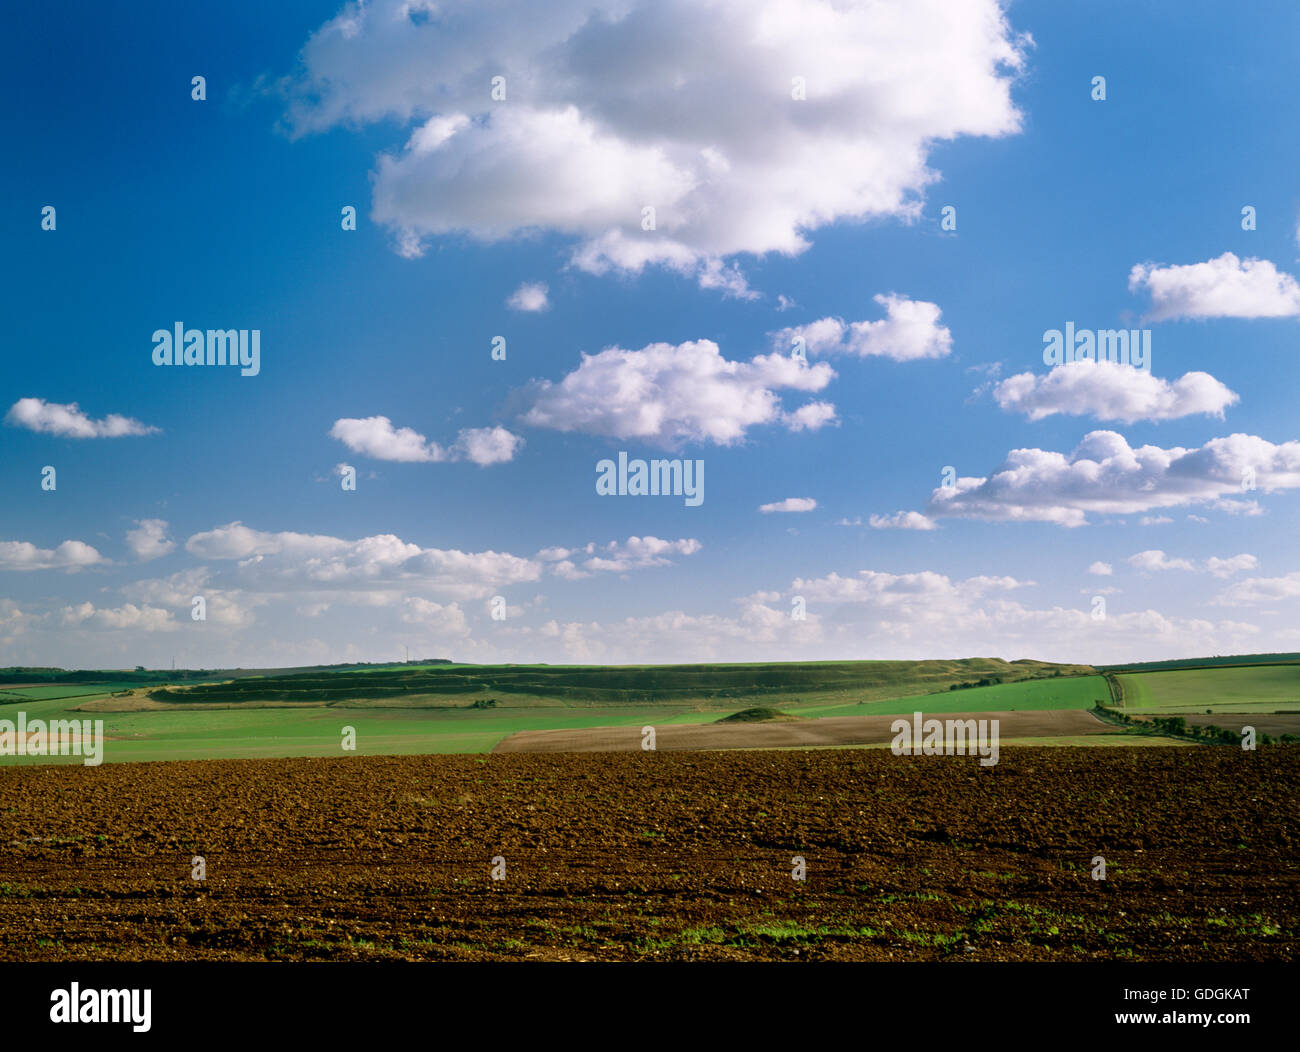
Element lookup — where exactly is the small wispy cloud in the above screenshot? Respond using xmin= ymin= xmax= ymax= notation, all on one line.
xmin=759 ymin=497 xmax=817 ymax=514
xmin=329 ymin=416 xmax=523 ymax=466
xmin=5 ymin=398 xmax=159 ymax=438
xmin=507 ymin=282 xmax=550 ymax=312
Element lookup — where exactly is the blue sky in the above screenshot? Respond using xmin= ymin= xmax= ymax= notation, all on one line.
xmin=3 ymin=0 xmax=1299 ymax=668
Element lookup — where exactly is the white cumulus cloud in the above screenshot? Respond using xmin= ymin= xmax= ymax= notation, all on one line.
xmin=781 ymin=401 xmax=838 ymax=432
xmin=507 ymin=281 xmax=550 ymax=312
xmin=0 ymin=539 xmax=106 ymax=572
xmin=1129 ymin=252 xmax=1300 ymax=320
xmin=1127 ymin=550 xmax=1195 ymax=573
xmin=771 ymin=294 xmax=953 ymax=361
xmin=329 ymin=416 xmax=522 ymax=465
xmin=927 ymin=431 xmax=1300 ymax=527
xmin=126 ymin=519 xmax=175 ymax=562
xmin=184 ymin=522 xmax=541 ymax=600
xmin=279 ymin=0 xmax=1029 ymax=290
xmin=993 ymin=361 xmax=1238 ymax=423
xmin=452 ymin=426 xmax=525 ymax=466
xmin=517 ymin=339 xmax=834 ymax=447
xmin=400 ymin=597 xmax=471 ymax=636
xmin=1206 ymin=554 xmax=1258 ymax=578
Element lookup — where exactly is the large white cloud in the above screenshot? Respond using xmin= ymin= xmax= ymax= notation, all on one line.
xmin=518 ymin=339 xmax=834 ymax=447
xmin=5 ymin=398 xmax=159 ymax=439
xmin=0 ymin=539 xmax=106 ymax=572
xmin=1129 ymin=252 xmax=1300 ymax=320
xmin=771 ymin=294 xmax=953 ymax=361
xmin=926 ymin=431 xmax=1300 ymax=527
xmin=329 ymin=416 xmax=523 ymax=465
xmin=184 ymin=522 xmax=541 ymax=600
xmin=279 ymin=0 xmax=1029 ymax=288
xmin=994 ymin=361 xmax=1238 ymax=423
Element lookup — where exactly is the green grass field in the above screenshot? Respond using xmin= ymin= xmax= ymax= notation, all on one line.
xmin=0 ymin=655 xmax=1293 ymax=765
xmin=0 ymin=666 xmax=1108 ymax=764
xmin=1115 ymin=665 xmax=1300 ymax=713
xmin=796 ymin=674 xmax=1108 ymax=718
xmin=0 ymin=693 xmax=721 ymax=763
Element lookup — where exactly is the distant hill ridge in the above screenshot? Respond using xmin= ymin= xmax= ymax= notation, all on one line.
xmin=1100 ymin=653 xmax=1300 ymax=673
xmin=139 ymin=658 xmax=1094 ymax=706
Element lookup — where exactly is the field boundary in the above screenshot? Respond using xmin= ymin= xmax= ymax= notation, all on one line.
xmin=1101 ymin=672 xmax=1125 ymax=709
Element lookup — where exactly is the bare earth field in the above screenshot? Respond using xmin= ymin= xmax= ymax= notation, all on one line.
xmin=0 ymin=748 xmax=1295 ymax=963
xmin=1173 ymin=714 xmax=1300 ymax=736
xmin=494 ymin=709 xmax=1112 ymax=752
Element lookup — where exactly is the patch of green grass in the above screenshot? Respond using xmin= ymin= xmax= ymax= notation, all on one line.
xmin=742 ymin=920 xmax=880 ymax=942
xmin=678 ymin=925 xmax=727 ymax=945
xmin=1116 ymin=665 xmax=1300 ymax=713
xmin=1241 ymin=914 xmax=1283 ymax=936
xmin=559 ymin=925 xmax=603 ymax=942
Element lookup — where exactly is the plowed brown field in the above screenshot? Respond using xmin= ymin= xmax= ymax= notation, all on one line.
xmin=1 ymin=747 xmax=1296 ymax=962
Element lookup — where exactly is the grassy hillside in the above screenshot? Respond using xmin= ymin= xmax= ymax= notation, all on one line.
xmin=797 ymin=673 xmax=1109 ymax=717
xmin=0 ymin=658 xmax=1099 ymax=765
xmin=140 ymin=658 xmax=1095 ymax=708
xmin=0 ymin=660 xmax=447 ymax=688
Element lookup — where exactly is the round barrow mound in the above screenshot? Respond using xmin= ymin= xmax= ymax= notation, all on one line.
xmin=715 ymin=706 xmax=801 ymax=723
